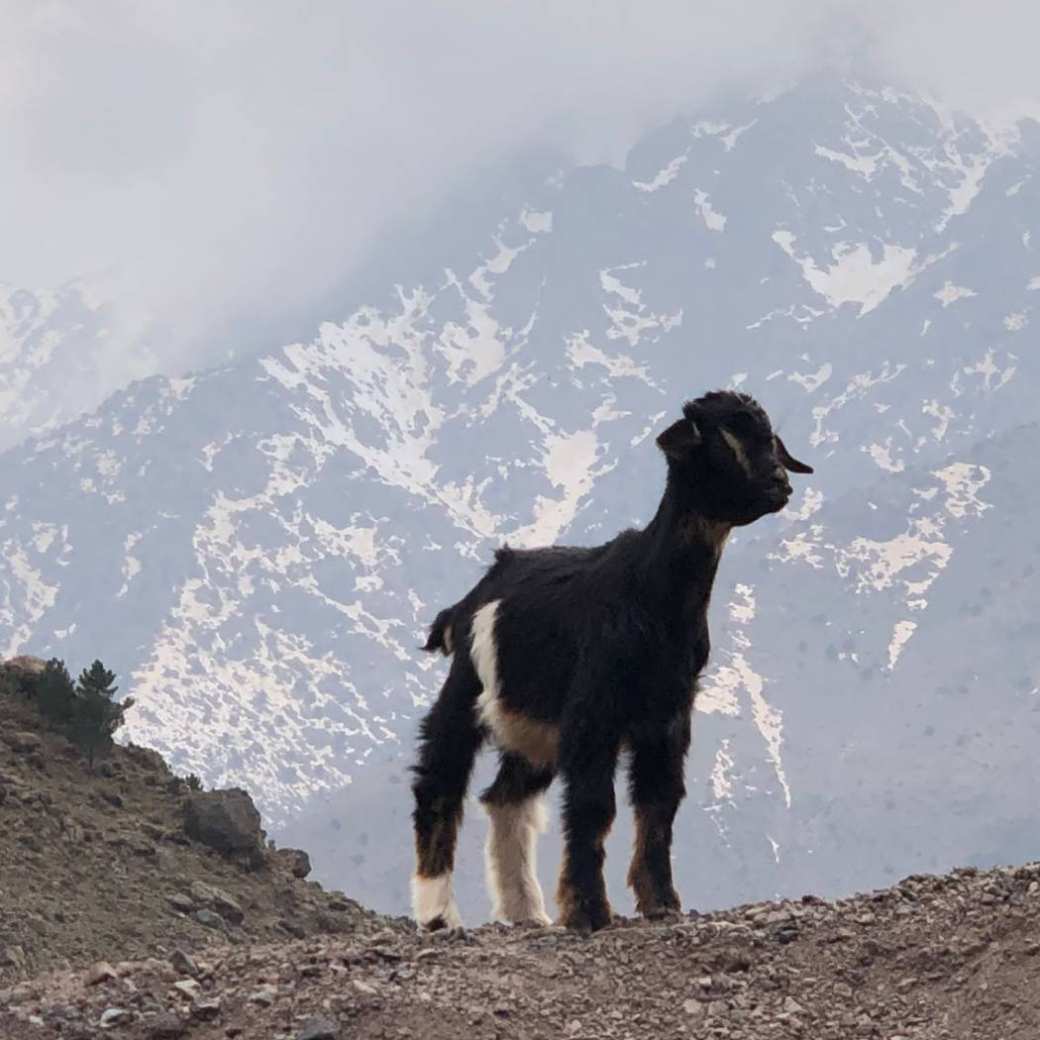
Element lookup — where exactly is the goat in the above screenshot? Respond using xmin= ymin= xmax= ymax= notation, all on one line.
xmin=410 ymin=390 xmax=813 ymax=932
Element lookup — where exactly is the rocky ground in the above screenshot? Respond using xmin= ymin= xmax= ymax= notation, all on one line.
xmin=4 ymin=862 xmax=1040 ymax=1039
xmin=5 ymin=661 xmax=1040 ymax=1039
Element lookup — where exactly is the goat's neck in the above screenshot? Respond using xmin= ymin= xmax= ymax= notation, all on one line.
xmin=639 ymin=478 xmax=730 ymax=614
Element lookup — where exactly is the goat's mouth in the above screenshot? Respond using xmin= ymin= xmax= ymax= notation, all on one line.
xmin=761 ymin=486 xmax=791 ymax=513
xmin=729 ymin=492 xmax=789 ymax=526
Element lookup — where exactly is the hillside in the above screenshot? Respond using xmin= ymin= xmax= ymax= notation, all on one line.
xmin=0 ymin=661 xmax=382 ymax=986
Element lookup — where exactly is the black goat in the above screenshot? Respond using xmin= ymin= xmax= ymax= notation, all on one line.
xmin=410 ymin=390 xmax=813 ymax=932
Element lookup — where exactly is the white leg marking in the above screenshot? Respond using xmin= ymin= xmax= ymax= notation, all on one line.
xmin=484 ymin=796 xmax=552 ymax=925
xmin=411 ymin=872 xmax=462 ymax=929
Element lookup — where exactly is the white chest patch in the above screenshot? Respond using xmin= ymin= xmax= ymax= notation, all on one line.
xmin=471 ymin=599 xmax=559 ymax=769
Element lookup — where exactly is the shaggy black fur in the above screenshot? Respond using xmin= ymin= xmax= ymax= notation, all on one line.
xmin=410 ymin=390 xmax=813 ymax=932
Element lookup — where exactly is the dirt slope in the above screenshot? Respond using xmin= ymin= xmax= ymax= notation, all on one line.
xmin=3 ymin=860 xmax=1040 ymax=1039
xmin=0 ymin=686 xmax=379 ymax=986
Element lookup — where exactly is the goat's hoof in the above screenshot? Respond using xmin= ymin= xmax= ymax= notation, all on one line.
xmin=642 ymin=907 xmax=681 ymax=922
xmin=559 ymin=901 xmax=614 ymax=934
xmin=521 ymin=913 xmax=554 ymax=929
xmin=636 ymin=888 xmax=682 ymax=920
xmin=418 ymin=916 xmax=463 ymax=934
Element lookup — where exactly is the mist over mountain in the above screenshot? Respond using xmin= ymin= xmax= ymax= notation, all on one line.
xmin=2 ymin=77 xmax=1038 ymax=920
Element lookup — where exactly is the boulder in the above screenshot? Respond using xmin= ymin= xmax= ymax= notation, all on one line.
xmin=100 ymin=1007 xmax=133 ymax=1029
xmin=183 ymin=788 xmax=264 ymax=864
xmin=275 ymin=847 xmax=312 ymax=879
xmin=191 ymin=1000 xmax=221 ymax=1022
xmin=3 ymin=655 xmax=47 ymax=676
xmin=0 ymin=946 xmax=27 ymax=972
xmin=169 ymin=949 xmax=199 ymax=978
xmin=173 ymin=980 xmax=201 ymax=1000
xmin=194 ymin=909 xmax=226 ymax=931
xmin=86 ymin=961 xmax=118 ymax=986
xmin=1 ymin=657 xmax=47 ymax=696
xmin=297 ymin=1016 xmax=339 ymax=1040
xmin=148 ymin=1012 xmax=187 ymax=1038
xmin=188 ymin=880 xmax=244 ymax=924
xmin=166 ymin=892 xmax=195 ymax=915
xmin=124 ymin=744 xmax=170 ymax=774
xmin=2 ymin=731 xmax=41 ymax=754
xmin=249 ymin=984 xmax=278 ymax=1006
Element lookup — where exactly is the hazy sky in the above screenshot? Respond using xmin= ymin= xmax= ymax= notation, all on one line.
xmin=2 ymin=0 xmax=1039 ymax=380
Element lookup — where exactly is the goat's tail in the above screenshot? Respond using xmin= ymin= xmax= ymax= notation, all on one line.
xmin=422 ymin=606 xmax=457 ymax=656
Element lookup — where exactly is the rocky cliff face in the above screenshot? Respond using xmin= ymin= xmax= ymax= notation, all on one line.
xmin=1 ymin=77 xmax=1038 ymax=917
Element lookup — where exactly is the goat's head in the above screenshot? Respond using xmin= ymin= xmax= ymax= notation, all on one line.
xmin=656 ymin=390 xmax=813 ymax=526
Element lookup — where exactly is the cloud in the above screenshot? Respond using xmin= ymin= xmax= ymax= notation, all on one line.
xmin=1 ymin=0 xmax=1038 ymax=390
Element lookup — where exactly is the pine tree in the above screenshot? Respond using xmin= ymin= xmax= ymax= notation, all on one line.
xmin=70 ymin=660 xmax=133 ymax=769
xmin=36 ymin=659 xmax=77 ymax=725
xmin=77 ymin=660 xmax=118 ymax=699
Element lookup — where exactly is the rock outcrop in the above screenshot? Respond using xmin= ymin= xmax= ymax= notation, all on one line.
xmin=183 ymin=789 xmax=265 ymax=866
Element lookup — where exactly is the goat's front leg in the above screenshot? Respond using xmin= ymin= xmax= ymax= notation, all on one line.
xmin=556 ymin=719 xmax=620 ymax=933
xmin=626 ymin=708 xmax=692 ymax=918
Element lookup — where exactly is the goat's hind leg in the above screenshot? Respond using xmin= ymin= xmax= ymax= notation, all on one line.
xmin=410 ymin=657 xmax=482 ymax=930
xmin=480 ymin=752 xmax=554 ymax=925
xmin=626 ymin=709 xmax=691 ymax=918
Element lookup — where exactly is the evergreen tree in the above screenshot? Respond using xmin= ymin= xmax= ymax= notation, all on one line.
xmin=77 ymin=660 xmax=118 ymax=699
xmin=36 ymin=659 xmax=77 ymax=725
xmin=71 ymin=660 xmax=133 ymax=769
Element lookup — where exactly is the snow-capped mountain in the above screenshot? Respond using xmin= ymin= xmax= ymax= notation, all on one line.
xmin=2 ymin=78 xmax=1038 ymax=918
xmin=0 ymin=282 xmax=158 ymax=455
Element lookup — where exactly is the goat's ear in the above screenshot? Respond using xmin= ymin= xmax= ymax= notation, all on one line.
xmin=656 ymin=417 xmax=702 ymax=461
xmin=775 ymin=434 xmax=813 ymax=474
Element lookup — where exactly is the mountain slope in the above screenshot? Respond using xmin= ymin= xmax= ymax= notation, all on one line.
xmin=0 ymin=283 xmax=158 ymax=455
xmin=1 ymin=77 xmax=1038 ymax=917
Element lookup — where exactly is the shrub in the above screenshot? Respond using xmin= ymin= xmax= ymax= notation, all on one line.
xmin=186 ymin=773 xmax=203 ymax=791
